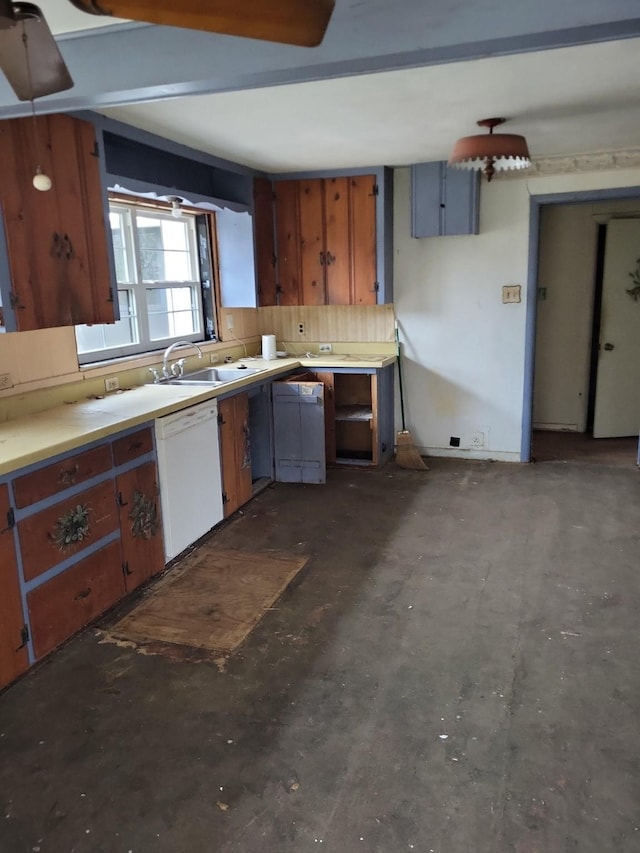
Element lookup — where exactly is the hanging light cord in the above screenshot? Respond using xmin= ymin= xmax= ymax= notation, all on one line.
xmin=21 ymin=20 xmax=51 ymax=190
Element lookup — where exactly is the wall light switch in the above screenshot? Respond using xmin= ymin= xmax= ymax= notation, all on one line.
xmin=502 ymin=285 xmax=521 ymax=304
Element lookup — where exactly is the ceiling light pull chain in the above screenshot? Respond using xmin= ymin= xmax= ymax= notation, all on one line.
xmin=21 ymin=22 xmax=52 ymax=192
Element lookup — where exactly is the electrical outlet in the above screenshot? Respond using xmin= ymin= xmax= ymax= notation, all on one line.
xmin=0 ymin=372 xmax=13 ymax=390
xmin=104 ymin=376 xmax=119 ymax=392
xmin=210 ymin=353 xmax=220 ymax=364
xmin=298 ymin=323 xmax=305 ymax=334
xmin=226 ymin=314 xmax=234 ymax=331
xmin=470 ymin=431 xmax=484 ymax=448
xmin=319 ymin=343 xmax=332 ymax=353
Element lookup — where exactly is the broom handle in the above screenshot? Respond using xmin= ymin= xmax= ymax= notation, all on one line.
xmin=395 ymin=321 xmax=407 ymax=431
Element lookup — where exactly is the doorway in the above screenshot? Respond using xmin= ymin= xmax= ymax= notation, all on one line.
xmin=522 ymin=188 xmax=640 ymax=464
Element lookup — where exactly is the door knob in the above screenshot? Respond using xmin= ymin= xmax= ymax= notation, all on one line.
xmin=603 ymin=342 xmax=614 ymax=351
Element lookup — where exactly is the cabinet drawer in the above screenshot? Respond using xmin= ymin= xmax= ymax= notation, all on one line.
xmin=13 ymin=444 xmax=112 ymax=509
xmin=27 ymin=540 xmax=124 ymax=659
xmin=19 ymin=480 xmax=119 ymax=582
xmin=112 ymin=427 xmax=154 ymax=467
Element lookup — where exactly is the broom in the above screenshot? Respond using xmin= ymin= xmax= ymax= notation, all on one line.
xmin=394 ymin=320 xmax=428 ymax=470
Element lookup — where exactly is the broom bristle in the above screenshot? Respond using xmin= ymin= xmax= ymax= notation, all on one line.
xmin=395 ymin=430 xmax=428 ymax=470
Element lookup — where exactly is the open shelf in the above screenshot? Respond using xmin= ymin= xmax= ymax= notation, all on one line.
xmin=335 ymin=405 xmax=373 ymax=422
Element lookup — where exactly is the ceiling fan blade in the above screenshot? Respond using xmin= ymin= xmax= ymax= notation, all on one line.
xmin=0 ymin=4 xmax=73 ymax=100
xmin=69 ymin=0 xmax=335 ymax=47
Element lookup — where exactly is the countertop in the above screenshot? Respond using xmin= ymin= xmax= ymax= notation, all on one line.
xmin=0 ymin=354 xmax=395 ymax=476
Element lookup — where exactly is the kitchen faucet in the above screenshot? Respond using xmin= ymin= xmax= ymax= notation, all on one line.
xmin=161 ymin=341 xmax=203 ymax=378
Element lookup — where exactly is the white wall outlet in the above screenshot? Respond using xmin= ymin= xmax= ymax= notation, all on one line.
xmin=502 ymin=285 xmax=521 ymax=303
xmin=470 ymin=431 xmax=485 ymax=448
xmin=0 ymin=372 xmax=13 ymax=390
xmin=226 ymin=313 xmax=234 ymax=331
xmin=210 ymin=353 xmax=220 ymax=364
xmin=319 ymin=343 xmax=332 ymax=353
xmin=104 ymin=376 xmax=120 ymax=392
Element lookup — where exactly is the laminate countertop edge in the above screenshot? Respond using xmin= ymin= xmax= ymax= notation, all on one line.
xmin=0 ymin=356 xmax=396 ymax=476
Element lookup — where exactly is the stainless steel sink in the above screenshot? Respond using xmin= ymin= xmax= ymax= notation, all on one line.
xmin=185 ymin=367 xmax=261 ymax=382
xmin=157 ymin=378 xmax=225 ymax=387
xmin=147 ymin=365 xmax=262 ymax=387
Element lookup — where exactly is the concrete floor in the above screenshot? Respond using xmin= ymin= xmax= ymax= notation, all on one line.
xmin=1 ymin=458 xmax=639 ymax=853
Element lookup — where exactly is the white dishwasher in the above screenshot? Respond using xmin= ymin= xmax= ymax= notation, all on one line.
xmin=155 ymin=399 xmax=224 ymax=562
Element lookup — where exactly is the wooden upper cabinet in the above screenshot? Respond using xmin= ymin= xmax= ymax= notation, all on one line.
xmin=274 ymin=180 xmax=302 ymax=306
xmin=261 ymin=174 xmax=378 ymax=307
xmin=348 ymin=175 xmax=378 ymax=305
xmin=0 ymin=113 xmax=116 ymax=331
xmin=299 ymin=179 xmax=326 ymax=305
xmin=253 ymin=178 xmax=277 ymax=307
xmin=323 ymin=177 xmax=351 ymax=305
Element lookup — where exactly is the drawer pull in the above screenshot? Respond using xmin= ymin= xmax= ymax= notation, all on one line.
xmin=129 ymin=441 xmax=143 ymax=451
xmin=117 ymin=492 xmax=128 ymax=507
xmin=75 ymin=587 xmax=91 ymax=601
xmin=58 ymin=464 xmax=80 ymax=486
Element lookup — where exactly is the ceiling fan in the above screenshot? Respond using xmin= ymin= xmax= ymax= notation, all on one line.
xmin=0 ymin=0 xmax=336 ymax=101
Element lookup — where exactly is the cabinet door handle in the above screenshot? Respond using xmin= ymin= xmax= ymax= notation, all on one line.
xmin=117 ymin=492 xmax=128 ymax=507
xmin=52 ymin=232 xmax=62 ymax=258
xmin=319 ymin=251 xmax=326 ymax=266
xmin=63 ymin=234 xmax=73 ymax=260
xmin=57 ymin=464 xmax=79 ymax=486
xmin=75 ymin=587 xmax=91 ymax=601
xmin=15 ymin=626 xmax=29 ymax=652
xmin=325 ymin=251 xmax=335 ymax=266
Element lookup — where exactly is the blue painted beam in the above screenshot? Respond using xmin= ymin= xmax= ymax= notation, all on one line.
xmin=0 ymin=4 xmax=638 ymax=117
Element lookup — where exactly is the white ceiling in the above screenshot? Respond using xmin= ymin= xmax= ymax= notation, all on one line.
xmin=7 ymin=1 xmax=640 ymax=173
xmin=101 ymin=37 xmax=640 ymax=172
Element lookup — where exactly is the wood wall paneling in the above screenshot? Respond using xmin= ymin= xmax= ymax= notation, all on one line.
xmin=258 ymin=304 xmax=395 ymax=344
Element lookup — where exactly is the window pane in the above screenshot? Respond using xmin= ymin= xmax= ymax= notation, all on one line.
xmin=137 ymin=215 xmax=193 ymax=282
xmin=76 ymin=291 xmax=138 ymax=354
xmin=147 ymin=286 xmax=200 ymax=341
xmin=109 ymin=210 xmax=134 ymax=283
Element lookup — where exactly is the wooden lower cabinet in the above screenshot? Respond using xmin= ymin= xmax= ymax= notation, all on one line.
xmin=117 ymin=460 xmax=164 ymax=593
xmin=1 ymin=425 xmax=167 ymax=688
xmin=218 ymin=394 xmax=253 ymax=517
xmin=27 ymin=539 xmax=125 ymax=659
xmin=18 ymin=479 xmax=119 ymax=583
xmin=0 ymin=484 xmax=29 ymax=690
xmin=306 ymin=367 xmax=394 ymax=468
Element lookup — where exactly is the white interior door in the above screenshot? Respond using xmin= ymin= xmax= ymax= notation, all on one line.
xmin=593 ymin=218 xmax=640 ymax=438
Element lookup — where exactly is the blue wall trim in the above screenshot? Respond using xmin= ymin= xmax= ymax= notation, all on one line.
xmin=521 ymin=183 xmax=640 ymax=462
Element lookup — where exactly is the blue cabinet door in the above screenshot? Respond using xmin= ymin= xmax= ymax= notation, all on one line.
xmin=273 ymin=380 xmax=326 ymax=484
xmin=411 ymin=161 xmax=480 ymax=237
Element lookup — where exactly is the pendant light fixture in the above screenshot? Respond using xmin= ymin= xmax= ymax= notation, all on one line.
xmin=449 ymin=118 xmax=531 ymax=182
xmin=15 ymin=10 xmax=53 ymax=191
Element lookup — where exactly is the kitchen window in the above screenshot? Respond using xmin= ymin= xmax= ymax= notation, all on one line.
xmin=76 ymin=201 xmax=209 ymax=362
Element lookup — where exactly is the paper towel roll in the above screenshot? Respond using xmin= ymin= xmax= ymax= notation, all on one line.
xmin=262 ymin=334 xmax=277 ymax=360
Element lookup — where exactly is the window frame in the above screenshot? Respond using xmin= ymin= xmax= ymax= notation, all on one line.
xmin=76 ymin=198 xmax=208 ymax=364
